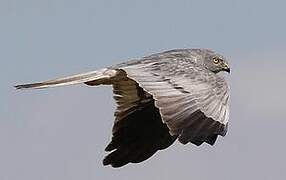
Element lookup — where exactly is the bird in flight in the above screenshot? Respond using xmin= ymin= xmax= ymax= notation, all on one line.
xmin=15 ymin=49 xmax=230 ymax=168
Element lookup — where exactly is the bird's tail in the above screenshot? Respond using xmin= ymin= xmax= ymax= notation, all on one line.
xmin=15 ymin=68 xmax=117 ymax=90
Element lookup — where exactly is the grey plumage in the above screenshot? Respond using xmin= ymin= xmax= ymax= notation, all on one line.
xmin=15 ymin=48 xmax=231 ymax=168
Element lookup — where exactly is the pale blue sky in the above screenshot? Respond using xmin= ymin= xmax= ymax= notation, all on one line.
xmin=1 ymin=0 xmax=286 ymax=180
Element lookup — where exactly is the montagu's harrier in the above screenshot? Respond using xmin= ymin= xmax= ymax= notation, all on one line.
xmin=15 ymin=49 xmax=230 ymax=168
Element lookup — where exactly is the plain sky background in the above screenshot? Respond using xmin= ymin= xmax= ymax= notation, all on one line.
xmin=1 ymin=0 xmax=286 ymax=179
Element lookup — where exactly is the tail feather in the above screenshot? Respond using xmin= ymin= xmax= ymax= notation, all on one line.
xmin=15 ymin=68 xmax=117 ymax=90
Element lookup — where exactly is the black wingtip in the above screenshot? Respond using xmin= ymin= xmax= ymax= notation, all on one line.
xmin=14 ymin=84 xmax=29 ymax=90
xmin=105 ymin=142 xmax=116 ymax=152
xmin=14 ymin=83 xmax=43 ymax=90
xmin=102 ymin=154 xmax=128 ymax=168
xmin=14 ymin=85 xmax=24 ymax=90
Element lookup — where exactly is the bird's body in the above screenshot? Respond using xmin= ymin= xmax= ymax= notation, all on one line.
xmin=16 ymin=49 xmax=231 ymax=168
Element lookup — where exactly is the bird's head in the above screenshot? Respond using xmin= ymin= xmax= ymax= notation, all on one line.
xmin=202 ymin=50 xmax=230 ymax=74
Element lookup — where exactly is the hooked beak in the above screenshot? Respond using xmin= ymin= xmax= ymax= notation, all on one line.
xmin=223 ymin=63 xmax=230 ymax=73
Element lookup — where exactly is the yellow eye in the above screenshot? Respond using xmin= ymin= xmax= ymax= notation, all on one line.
xmin=213 ymin=57 xmax=220 ymax=64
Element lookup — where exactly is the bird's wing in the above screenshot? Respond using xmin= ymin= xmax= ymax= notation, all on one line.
xmin=120 ymin=62 xmax=230 ymax=145
xmin=14 ymin=68 xmax=117 ymax=89
xmin=103 ymin=70 xmax=177 ymax=167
